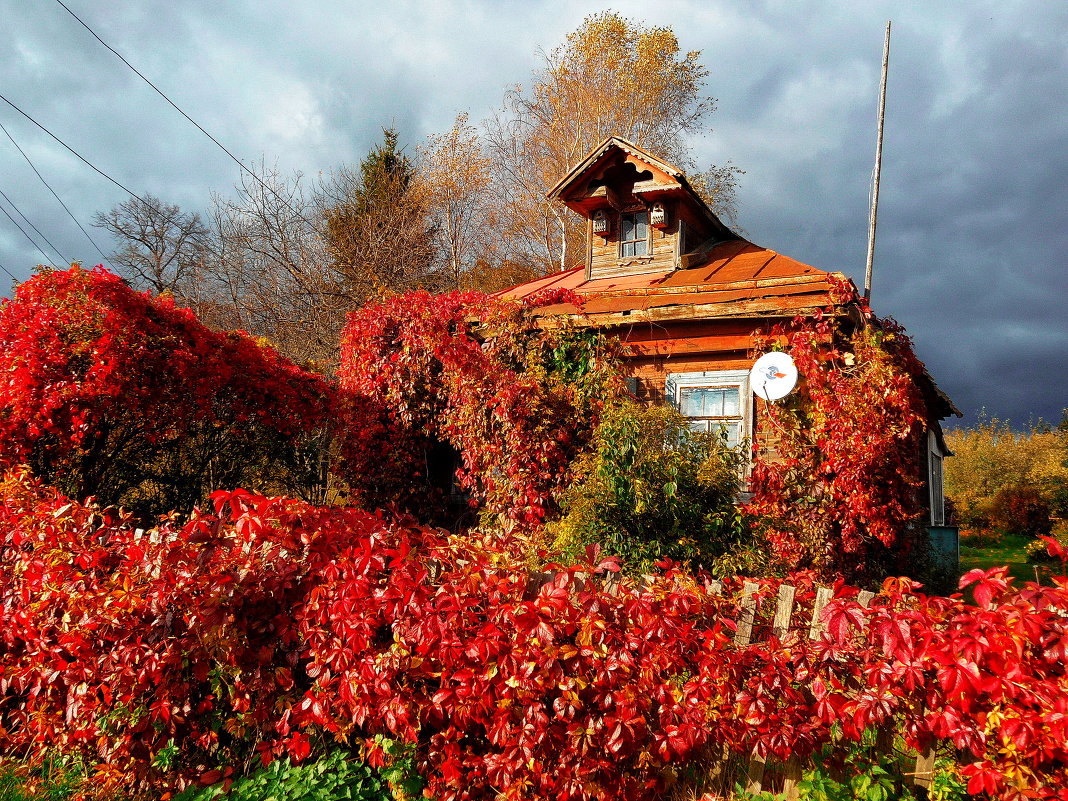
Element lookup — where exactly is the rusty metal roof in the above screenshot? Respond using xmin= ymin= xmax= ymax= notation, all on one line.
xmin=499 ymin=240 xmax=844 ymax=324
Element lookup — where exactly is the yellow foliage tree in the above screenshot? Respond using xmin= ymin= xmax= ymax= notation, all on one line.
xmin=944 ymin=414 xmax=1068 ymax=530
xmin=483 ymin=11 xmax=741 ymax=274
xmin=418 ymin=113 xmax=495 ymax=289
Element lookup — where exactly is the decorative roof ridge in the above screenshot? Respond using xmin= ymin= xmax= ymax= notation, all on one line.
xmin=546 ymin=135 xmax=683 ymax=200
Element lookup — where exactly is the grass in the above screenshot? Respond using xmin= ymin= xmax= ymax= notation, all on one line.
xmin=959 ymin=531 xmax=1045 ymax=585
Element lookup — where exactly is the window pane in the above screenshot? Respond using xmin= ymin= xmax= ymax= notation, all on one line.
xmin=633 ymin=213 xmax=648 ymax=240
xmin=620 ymin=212 xmax=649 ymax=257
xmin=686 ymin=419 xmax=709 ymax=433
xmin=711 ymin=421 xmax=741 ymax=449
xmin=679 ymin=386 xmax=740 ymax=417
xmin=680 ymin=386 xmax=724 ymax=416
xmin=721 ymin=387 xmax=740 ymax=416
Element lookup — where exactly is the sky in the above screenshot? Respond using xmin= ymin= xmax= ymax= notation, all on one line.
xmin=1 ymin=0 xmax=1066 ymax=428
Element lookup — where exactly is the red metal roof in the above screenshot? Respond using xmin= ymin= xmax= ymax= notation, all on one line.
xmin=499 ymin=240 xmax=845 ymax=324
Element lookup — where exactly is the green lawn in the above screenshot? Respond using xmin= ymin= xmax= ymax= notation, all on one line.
xmin=959 ymin=532 xmax=1046 ymax=585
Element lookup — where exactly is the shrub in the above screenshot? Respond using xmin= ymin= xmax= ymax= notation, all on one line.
xmin=172 ymin=751 xmax=389 ymax=801
xmin=944 ymin=414 xmax=1068 ymax=531
xmin=545 ymin=400 xmax=747 ymax=573
xmin=988 ymin=485 xmax=1052 ymax=538
xmin=338 ymin=289 xmax=622 ymax=527
xmin=1026 ymin=521 xmax=1068 ymax=563
xmin=0 ymin=266 xmax=335 ymax=521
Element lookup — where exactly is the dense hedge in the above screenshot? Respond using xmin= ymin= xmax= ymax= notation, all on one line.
xmin=1 ymin=472 xmax=1067 ymax=799
xmin=0 ymin=266 xmax=334 ymax=520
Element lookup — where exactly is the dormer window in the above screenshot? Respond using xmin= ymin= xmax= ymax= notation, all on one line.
xmin=620 ymin=211 xmax=649 ymax=258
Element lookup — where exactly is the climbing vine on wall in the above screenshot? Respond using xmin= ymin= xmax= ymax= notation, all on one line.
xmin=746 ymin=282 xmax=930 ymax=583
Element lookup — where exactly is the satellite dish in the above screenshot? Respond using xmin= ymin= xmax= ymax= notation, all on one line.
xmin=750 ymin=352 xmax=798 ymax=401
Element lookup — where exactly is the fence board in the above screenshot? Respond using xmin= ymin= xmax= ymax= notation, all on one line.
xmin=735 ymin=581 xmax=759 ymax=646
xmin=809 ymin=586 xmax=834 ymax=639
xmin=771 ymin=583 xmax=796 ymax=639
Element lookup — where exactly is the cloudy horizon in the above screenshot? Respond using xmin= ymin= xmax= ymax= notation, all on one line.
xmin=2 ymin=0 xmax=1066 ymax=428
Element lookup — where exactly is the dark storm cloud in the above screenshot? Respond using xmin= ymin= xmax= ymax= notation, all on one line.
xmin=1 ymin=0 xmax=1065 ymax=425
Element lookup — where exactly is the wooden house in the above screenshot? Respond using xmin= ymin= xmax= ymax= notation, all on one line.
xmin=500 ymin=136 xmax=960 ymax=533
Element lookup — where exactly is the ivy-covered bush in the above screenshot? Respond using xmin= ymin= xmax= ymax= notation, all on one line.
xmin=3 ymin=471 xmax=1068 ymax=800
xmin=0 ymin=266 xmax=334 ymax=521
xmin=338 ymin=288 xmax=622 ymax=527
xmin=545 ymin=400 xmax=752 ymax=574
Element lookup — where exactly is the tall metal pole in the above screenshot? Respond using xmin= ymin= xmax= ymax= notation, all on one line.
xmin=864 ymin=21 xmax=891 ymax=301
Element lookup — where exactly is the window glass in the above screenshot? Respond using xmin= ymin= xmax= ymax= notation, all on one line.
xmin=714 ymin=421 xmax=742 ymax=449
xmin=679 ymin=386 xmax=739 ymax=417
xmin=676 ymin=385 xmax=742 ymax=448
xmin=930 ymin=451 xmax=945 ymax=525
xmin=667 ymin=370 xmax=750 ymax=454
xmin=620 ymin=211 xmax=649 ymax=258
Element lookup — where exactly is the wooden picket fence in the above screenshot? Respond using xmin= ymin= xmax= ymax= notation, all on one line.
xmin=708 ymin=579 xmax=937 ymax=799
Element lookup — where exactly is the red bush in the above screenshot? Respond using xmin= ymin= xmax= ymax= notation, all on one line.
xmin=2 ymin=471 xmax=1068 ymax=799
xmin=989 ymin=485 xmax=1053 ymax=538
xmin=0 ymin=266 xmax=334 ymax=518
xmin=338 ymin=289 xmax=621 ymax=526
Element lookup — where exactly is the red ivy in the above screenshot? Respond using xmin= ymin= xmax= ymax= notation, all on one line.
xmin=0 ymin=266 xmax=334 ymax=517
xmin=337 ymin=289 xmax=621 ymax=526
xmin=2 ymin=473 xmax=1068 ymax=799
xmin=745 ymin=284 xmax=929 ymax=582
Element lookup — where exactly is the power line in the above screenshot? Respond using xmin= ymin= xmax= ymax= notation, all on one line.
xmin=0 ymin=184 xmax=69 ymax=265
xmin=0 ymin=93 xmax=149 ymax=206
xmin=0 ymin=196 xmax=61 ymax=269
xmin=54 ymin=0 xmax=320 ymax=235
xmin=0 ymin=257 xmax=17 ymax=284
xmin=0 ymin=118 xmax=109 ymax=263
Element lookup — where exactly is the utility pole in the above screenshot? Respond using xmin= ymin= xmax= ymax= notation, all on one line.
xmin=864 ymin=20 xmax=891 ymax=301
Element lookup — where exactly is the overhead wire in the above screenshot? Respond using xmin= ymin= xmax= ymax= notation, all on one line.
xmin=0 ymin=93 xmax=149 ymax=206
xmin=0 ymin=185 xmax=69 ymax=265
xmin=53 ymin=0 xmax=321 ymax=235
xmin=0 ymin=258 xmax=17 ymax=283
xmin=0 ymin=196 xmax=61 ymax=269
xmin=0 ymin=118 xmax=109 ymax=264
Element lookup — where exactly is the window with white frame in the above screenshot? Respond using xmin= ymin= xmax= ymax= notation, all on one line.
xmin=929 ymin=429 xmax=949 ymax=526
xmin=666 ymin=370 xmax=751 ymax=448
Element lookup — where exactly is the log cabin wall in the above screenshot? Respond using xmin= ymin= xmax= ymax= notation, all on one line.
xmin=610 ymin=315 xmax=782 ymax=465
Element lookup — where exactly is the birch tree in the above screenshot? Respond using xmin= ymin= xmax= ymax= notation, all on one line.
xmin=483 ymin=11 xmax=741 ymax=275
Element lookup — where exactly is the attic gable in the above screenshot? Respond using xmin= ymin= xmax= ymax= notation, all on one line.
xmin=548 ymin=137 xmax=685 ymax=214
xmin=548 ymin=137 xmax=738 ymax=280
